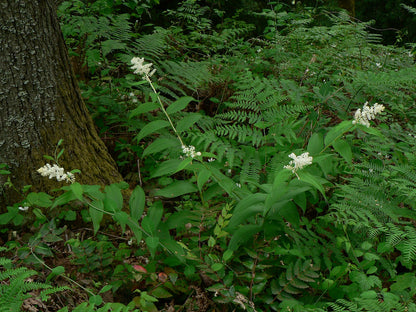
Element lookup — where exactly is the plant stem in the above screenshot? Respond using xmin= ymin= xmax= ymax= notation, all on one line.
xmin=145 ymin=76 xmax=185 ymax=147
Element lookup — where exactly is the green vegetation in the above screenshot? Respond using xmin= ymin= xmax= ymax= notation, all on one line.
xmin=1 ymin=0 xmax=416 ymax=311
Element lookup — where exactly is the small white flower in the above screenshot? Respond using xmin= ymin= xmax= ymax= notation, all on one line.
xmin=284 ymin=152 xmax=313 ymax=178
xmin=207 ymin=158 xmax=215 ymax=162
xmin=181 ymin=145 xmax=201 ymax=158
xmin=352 ymin=102 xmax=385 ymax=127
xmin=130 ymin=57 xmax=156 ymax=80
xmin=376 ymin=62 xmax=382 ymax=68
xmin=37 ymin=164 xmax=75 ymax=183
xmin=129 ymin=92 xmax=135 ymax=97
xmin=236 ymin=183 xmax=241 ymax=188
xmin=19 ymin=206 xmax=29 ymax=212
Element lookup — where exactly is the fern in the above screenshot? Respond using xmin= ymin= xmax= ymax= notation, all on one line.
xmin=273 ymin=259 xmax=320 ymax=301
xmin=401 ymin=4 xmax=416 ymax=16
xmin=130 ymin=31 xmax=168 ymax=61
xmin=327 ymin=291 xmax=413 ymax=312
xmin=0 ymin=256 xmax=68 ymax=312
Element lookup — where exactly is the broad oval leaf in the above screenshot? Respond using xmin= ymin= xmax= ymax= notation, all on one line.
xmin=228 ymin=224 xmax=262 ymax=251
xmin=143 ymin=137 xmax=179 ymax=157
xmin=130 ymin=185 xmax=145 ymax=222
xmin=151 ymin=159 xmax=183 ymax=178
xmin=129 ymin=102 xmax=159 ymax=119
xmin=70 ymin=182 xmax=83 ymax=201
xmin=89 ymin=200 xmax=104 ymax=234
xmin=227 ymin=193 xmax=267 ymax=230
xmin=155 ymin=180 xmax=198 ymax=198
xmin=333 ymin=139 xmax=352 ymax=163
xmin=166 ymin=96 xmax=195 ymax=115
xmin=135 ymin=120 xmax=170 ymax=142
xmin=307 ymin=132 xmax=324 ymax=156
xmin=324 ymin=120 xmax=353 ymax=147
xmin=176 ymin=113 xmax=202 ymax=133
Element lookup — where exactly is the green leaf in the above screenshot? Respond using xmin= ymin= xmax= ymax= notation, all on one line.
xmin=99 ymin=285 xmax=113 ymax=294
xmin=114 ymin=211 xmax=130 ymax=233
xmin=155 ymin=181 xmax=197 ymax=198
xmin=174 ymin=158 xmax=193 ymax=173
xmin=43 ymin=155 xmax=54 ymax=161
xmin=227 ymin=193 xmax=266 ymax=230
xmin=228 ymin=225 xmax=262 ymax=251
xmin=46 ymin=266 xmax=65 ymax=282
xmin=126 ymin=218 xmax=143 ymax=244
xmin=146 ymin=236 xmax=159 ymax=258
xmin=391 ymin=273 xmax=416 ymax=292
xmin=148 ymin=201 xmax=163 ymax=227
xmin=166 ymin=96 xmax=194 ymax=115
xmin=151 ymin=286 xmax=172 ymax=298
xmin=307 ymin=132 xmax=324 ymax=156
xmin=52 ymin=191 xmax=77 ymax=208
xmin=26 ymin=192 xmax=53 ymax=208
xmin=297 ymin=172 xmax=327 ymax=200
xmin=264 ymin=170 xmax=292 ymax=215
xmin=197 ymin=168 xmax=212 ymax=192
xmin=0 ymin=207 xmax=19 ymax=225
xmin=271 ymin=201 xmax=300 ymax=228
xmin=211 ymin=263 xmax=224 ymax=271
xmin=204 ymin=164 xmax=237 ymax=198
xmin=358 ymin=124 xmax=383 ymax=137
xmin=130 ymin=185 xmax=145 ymax=222
xmin=64 ymin=210 xmax=77 ymax=221
xmin=143 ymin=137 xmax=179 ymax=157
xmin=135 ymin=120 xmax=170 ymax=142
xmin=142 ymin=202 xmax=163 ymax=234
xmin=89 ymin=295 xmax=103 ymax=306
xmin=70 ymin=182 xmax=83 ymax=201
xmin=104 ymin=184 xmax=123 ymax=212
xmin=129 ymin=102 xmax=159 ymax=119
xmin=89 ymin=200 xmax=104 ymax=234
xmin=101 ymin=39 xmax=126 ymax=56
xmin=324 ymin=120 xmax=353 ymax=147
xmin=223 ymin=250 xmax=233 ymax=262
xmin=35 ymin=244 xmax=53 ymax=256
xmin=332 ymin=139 xmax=352 ymax=163
xmin=57 ymin=148 xmax=65 ymax=160
xmin=151 ymin=159 xmax=183 ymax=178
xmin=176 ymin=113 xmax=202 ymax=133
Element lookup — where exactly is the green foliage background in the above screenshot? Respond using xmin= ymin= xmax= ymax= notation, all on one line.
xmin=1 ymin=0 xmax=416 ymax=311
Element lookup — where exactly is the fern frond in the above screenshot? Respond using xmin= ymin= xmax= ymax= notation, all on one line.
xmin=0 ymin=257 xmax=67 ymax=311
xmin=274 ymin=259 xmax=320 ymax=301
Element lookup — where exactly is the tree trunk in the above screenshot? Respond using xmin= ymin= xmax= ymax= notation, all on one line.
xmin=338 ymin=0 xmax=355 ymax=16
xmin=0 ymin=0 xmax=122 ymax=208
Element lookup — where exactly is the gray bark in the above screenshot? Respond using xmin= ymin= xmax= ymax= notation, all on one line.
xmin=0 ymin=0 xmax=122 ymax=208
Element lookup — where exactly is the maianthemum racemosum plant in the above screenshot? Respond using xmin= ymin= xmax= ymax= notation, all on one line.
xmin=32 ymin=55 xmax=388 ymax=309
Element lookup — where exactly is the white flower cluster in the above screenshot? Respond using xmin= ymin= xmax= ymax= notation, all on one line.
xmin=182 ymin=145 xmax=201 ymax=158
xmin=284 ymin=152 xmax=313 ymax=176
xmin=37 ymin=164 xmax=75 ymax=183
xmin=352 ymin=102 xmax=385 ymax=127
xmin=131 ymin=57 xmax=156 ymax=80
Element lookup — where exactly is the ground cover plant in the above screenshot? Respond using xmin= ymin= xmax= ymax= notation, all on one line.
xmin=1 ymin=0 xmax=416 ymax=311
